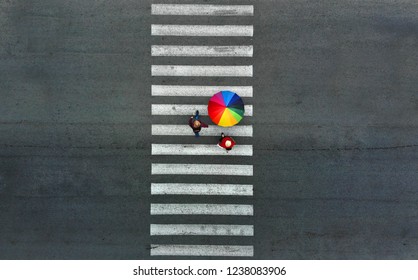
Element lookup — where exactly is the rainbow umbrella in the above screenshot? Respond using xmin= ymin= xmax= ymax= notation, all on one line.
xmin=208 ymin=91 xmax=244 ymax=127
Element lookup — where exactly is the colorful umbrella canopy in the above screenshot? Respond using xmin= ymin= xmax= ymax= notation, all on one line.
xmin=208 ymin=91 xmax=244 ymax=127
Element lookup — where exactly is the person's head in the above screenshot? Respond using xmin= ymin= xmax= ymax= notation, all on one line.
xmin=221 ymin=133 xmax=225 ymax=138
xmin=225 ymin=140 xmax=232 ymax=148
xmin=193 ymin=120 xmax=201 ymax=128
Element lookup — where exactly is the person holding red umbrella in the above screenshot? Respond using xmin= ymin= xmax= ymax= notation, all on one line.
xmin=218 ymin=132 xmax=236 ymax=152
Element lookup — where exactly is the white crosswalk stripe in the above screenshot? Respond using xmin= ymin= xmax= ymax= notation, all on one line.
xmin=151 ymin=24 xmax=254 ymax=37
xmin=151 ymin=104 xmax=253 ymax=116
xmin=152 ymin=45 xmax=253 ymax=57
xmin=152 ymin=85 xmax=253 ymax=97
xmin=151 ymin=224 xmax=254 ymax=236
xmin=151 ymin=183 xmax=253 ymax=196
xmin=152 ymin=124 xmax=253 ymax=137
xmin=151 ymin=204 xmax=253 ymax=216
xmin=152 ymin=163 xmax=253 ymax=176
xmin=151 ymin=245 xmax=254 ymax=257
xmin=152 ymin=144 xmax=253 ymax=156
xmin=152 ymin=65 xmax=253 ymax=77
xmin=151 ymin=4 xmax=254 ymax=16
xmin=150 ymin=1 xmax=254 ymax=257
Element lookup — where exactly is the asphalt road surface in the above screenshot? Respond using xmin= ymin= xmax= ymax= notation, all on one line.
xmin=1 ymin=0 xmax=417 ymax=259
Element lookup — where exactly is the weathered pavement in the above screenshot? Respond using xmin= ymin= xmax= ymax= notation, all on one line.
xmin=1 ymin=0 xmax=418 ymax=259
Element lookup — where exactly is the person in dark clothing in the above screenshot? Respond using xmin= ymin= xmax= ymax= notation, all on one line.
xmin=189 ymin=110 xmax=208 ymax=137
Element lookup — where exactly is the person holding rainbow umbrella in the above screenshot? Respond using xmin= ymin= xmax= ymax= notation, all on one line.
xmin=207 ymin=90 xmax=244 ymax=152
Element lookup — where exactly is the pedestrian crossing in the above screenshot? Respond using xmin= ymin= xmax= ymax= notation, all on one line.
xmin=151 ymin=204 xmax=254 ymax=216
xmin=151 ymin=104 xmax=253 ymax=116
xmin=150 ymin=245 xmax=254 ymax=257
xmin=151 ymin=183 xmax=253 ymax=196
xmin=152 ymin=85 xmax=253 ymax=97
xmin=150 ymin=224 xmax=254 ymax=236
xmin=151 ymin=45 xmax=253 ymax=57
xmin=152 ymin=124 xmax=253 ymax=137
xmin=152 ymin=144 xmax=253 ymax=156
xmin=151 ymin=24 xmax=254 ymax=37
xmin=151 ymin=2 xmax=254 ymax=258
xmin=151 ymin=4 xmax=254 ymax=16
xmin=151 ymin=65 xmax=253 ymax=77
xmin=151 ymin=164 xmax=253 ymax=176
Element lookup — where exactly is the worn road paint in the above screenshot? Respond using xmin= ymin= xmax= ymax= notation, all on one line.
xmin=152 ymin=65 xmax=253 ymax=77
xmin=151 ymin=183 xmax=253 ymax=196
xmin=150 ymin=224 xmax=254 ymax=236
xmin=151 ymin=244 xmax=254 ymax=257
xmin=151 ymin=163 xmax=253 ymax=176
xmin=151 ymin=85 xmax=253 ymax=97
xmin=151 ymin=25 xmax=254 ymax=37
xmin=151 ymin=4 xmax=254 ymax=16
xmin=151 ymin=124 xmax=253 ymax=137
xmin=152 ymin=45 xmax=253 ymax=57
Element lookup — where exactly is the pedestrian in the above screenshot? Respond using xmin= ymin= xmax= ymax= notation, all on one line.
xmin=218 ymin=132 xmax=235 ymax=152
xmin=189 ymin=110 xmax=208 ymax=137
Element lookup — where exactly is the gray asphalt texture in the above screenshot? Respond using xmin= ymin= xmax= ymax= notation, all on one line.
xmin=1 ymin=0 xmax=418 ymax=259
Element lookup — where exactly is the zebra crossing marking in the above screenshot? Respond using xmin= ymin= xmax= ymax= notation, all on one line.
xmin=151 ymin=45 xmax=253 ymax=57
xmin=151 ymin=65 xmax=253 ymax=77
xmin=151 ymin=203 xmax=254 ymax=216
xmin=151 ymin=24 xmax=253 ymax=37
xmin=151 ymin=104 xmax=253 ymax=116
xmin=151 ymin=244 xmax=254 ymax=257
xmin=150 ymin=224 xmax=254 ymax=236
xmin=150 ymin=0 xmax=254 ymax=258
xmin=152 ymin=144 xmax=253 ymax=156
xmin=151 ymin=183 xmax=253 ymax=196
xmin=151 ymin=85 xmax=253 ymax=97
xmin=151 ymin=163 xmax=253 ymax=176
xmin=151 ymin=124 xmax=253 ymax=137
xmin=151 ymin=4 xmax=254 ymax=16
